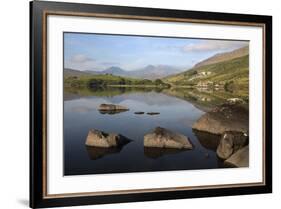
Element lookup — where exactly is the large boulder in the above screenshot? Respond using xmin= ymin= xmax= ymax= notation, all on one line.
xmin=85 ymin=129 xmax=130 ymax=148
xmin=98 ymin=103 xmax=129 ymax=111
xmin=225 ymin=145 xmax=249 ymax=167
xmin=144 ymin=127 xmax=193 ymax=149
xmin=192 ymin=104 xmax=249 ymax=135
xmin=216 ymin=131 xmax=248 ymax=160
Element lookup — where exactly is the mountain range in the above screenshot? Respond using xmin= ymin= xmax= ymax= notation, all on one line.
xmin=84 ymin=65 xmax=184 ymax=79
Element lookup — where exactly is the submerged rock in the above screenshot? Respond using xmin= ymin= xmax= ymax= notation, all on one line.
xmin=216 ymin=131 xmax=248 ymax=160
xmin=147 ymin=112 xmax=160 ymax=115
xmin=225 ymin=145 xmax=249 ymax=167
xmin=98 ymin=103 xmax=129 ymax=111
xmin=192 ymin=104 xmax=249 ymax=135
xmin=144 ymin=127 xmax=193 ymax=149
xmin=85 ymin=129 xmax=131 ymax=148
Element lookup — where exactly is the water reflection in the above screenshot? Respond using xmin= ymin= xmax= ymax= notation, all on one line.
xmin=144 ymin=147 xmax=188 ymax=159
xmin=98 ymin=109 xmax=129 ymax=115
xmin=86 ymin=146 xmax=122 ymax=160
xmin=65 ymin=86 xmax=248 ymax=112
xmin=193 ymin=130 xmax=221 ymax=151
xmin=64 ymin=86 xmax=248 ymax=175
xmin=163 ymin=87 xmax=248 ymax=112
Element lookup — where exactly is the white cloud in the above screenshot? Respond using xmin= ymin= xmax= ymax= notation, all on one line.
xmin=65 ymin=54 xmax=121 ymax=71
xmin=70 ymin=54 xmax=95 ymax=63
xmin=182 ymin=40 xmax=248 ymax=53
xmin=100 ymin=61 xmax=120 ymax=66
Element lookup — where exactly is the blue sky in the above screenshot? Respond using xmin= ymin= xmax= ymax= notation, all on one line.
xmin=64 ymin=33 xmax=248 ymax=71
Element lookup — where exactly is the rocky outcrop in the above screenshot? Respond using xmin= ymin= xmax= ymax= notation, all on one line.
xmin=98 ymin=104 xmax=129 ymax=111
xmin=192 ymin=104 xmax=249 ymax=135
xmin=225 ymin=145 xmax=249 ymax=167
xmin=144 ymin=127 xmax=193 ymax=149
xmin=85 ymin=129 xmax=131 ymax=148
xmin=216 ymin=131 xmax=248 ymax=160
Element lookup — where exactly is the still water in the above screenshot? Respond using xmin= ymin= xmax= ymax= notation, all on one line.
xmin=64 ymin=87 xmax=231 ymax=175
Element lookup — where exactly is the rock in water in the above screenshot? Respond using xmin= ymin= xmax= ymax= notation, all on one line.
xmin=216 ymin=131 xmax=248 ymax=160
xmin=225 ymin=145 xmax=249 ymax=167
xmin=144 ymin=127 xmax=193 ymax=149
xmin=147 ymin=112 xmax=160 ymax=115
xmin=98 ymin=103 xmax=129 ymax=111
xmin=99 ymin=109 xmax=128 ymax=115
xmin=192 ymin=104 xmax=249 ymax=135
xmin=85 ymin=129 xmax=130 ymax=148
xmin=134 ymin=111 xmax=145 ymax=115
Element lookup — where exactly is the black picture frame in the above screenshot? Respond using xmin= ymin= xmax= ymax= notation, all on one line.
xmin=30 ymin=1 xmax=272 ymax=208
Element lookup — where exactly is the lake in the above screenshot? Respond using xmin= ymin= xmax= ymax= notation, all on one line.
xmin=64 ymin=87 xmax=247 ymax=175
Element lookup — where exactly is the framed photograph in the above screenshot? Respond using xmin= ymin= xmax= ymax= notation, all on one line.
xmin=30 ymin=1 xmax=272 ymax=208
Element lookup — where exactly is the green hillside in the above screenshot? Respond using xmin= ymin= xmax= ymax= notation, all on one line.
xmin=165 ymin=55 xmax=249 ymax=90
xmin=194 ymin=46 xmax=249 ymax=68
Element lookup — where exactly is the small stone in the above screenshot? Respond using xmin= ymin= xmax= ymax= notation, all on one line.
xmin=147 ymin=112 xmax=160 ymax=115
xmin=98 ymin=103 xmax=129 ymax=111
xmin=134 ymin=111 xmax=145 ymax=115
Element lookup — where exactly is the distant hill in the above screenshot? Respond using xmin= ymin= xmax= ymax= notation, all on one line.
xmin=87 ymin=65 xmax=184 ymax=79
xmin=85 ymin=66 xmax=129 ymax=77
xmin=165 ymin=46 xmax=249 ymax=89
xmin=194 ymin=46 xmax=249 ymax=68
xmin=130 ymin=65 xmax=183 ymax=79
xmin=64 ymin=68 xmax=92 ymax=77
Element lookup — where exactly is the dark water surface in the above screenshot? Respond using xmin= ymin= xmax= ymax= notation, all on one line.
xmin=63 ymin=87 xmax=235 ymax=175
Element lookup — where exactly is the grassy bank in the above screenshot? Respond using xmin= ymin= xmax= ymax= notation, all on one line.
xmin=64 ymin=74 xmax=170 ymax=88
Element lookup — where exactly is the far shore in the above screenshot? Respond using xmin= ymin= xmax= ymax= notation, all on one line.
xmin=106 ymin=84 xmax=169 ymax=88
